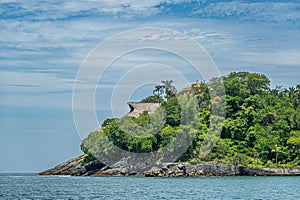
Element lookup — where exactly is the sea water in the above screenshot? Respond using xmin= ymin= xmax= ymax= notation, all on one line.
xmin=0 ymin=174 xmax=299 ymax=199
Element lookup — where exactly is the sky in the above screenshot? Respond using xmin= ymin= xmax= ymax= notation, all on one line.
xmin=0 ymin=0 xmax=299 ymax=172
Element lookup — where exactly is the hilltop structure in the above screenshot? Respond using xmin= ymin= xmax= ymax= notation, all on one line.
xmin=126 ymin=102 xmax=161 ymax=117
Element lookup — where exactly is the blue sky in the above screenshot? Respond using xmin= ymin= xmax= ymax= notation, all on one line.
xmin=0 ymin=0 xmax=300 ymax=172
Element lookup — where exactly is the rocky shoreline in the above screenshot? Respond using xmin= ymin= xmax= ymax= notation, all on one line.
xmin=38 ymin=154 xmax=300 ymax=177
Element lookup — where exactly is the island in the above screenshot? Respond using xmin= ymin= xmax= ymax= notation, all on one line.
xmin=39 ymin=72 xmax=300 ymax=177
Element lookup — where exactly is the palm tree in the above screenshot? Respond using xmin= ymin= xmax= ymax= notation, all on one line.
xmin=153 ymin=85 xmax=164 ymax=97
xmin=161 ymin=80 xmax=177 ymax=97
xmin=272 ymin=144 xmax=282 ymax=164
xmin=286 ymin=86 xmax=300 ymax=109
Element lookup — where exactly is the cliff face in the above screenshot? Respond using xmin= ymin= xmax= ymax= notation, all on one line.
xmin=39 ymin=155 xmax=300 ymax=177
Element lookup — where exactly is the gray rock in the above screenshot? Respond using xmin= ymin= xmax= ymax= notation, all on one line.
xmin=38 ymin=154 xmax=106 ymax=176
xmin=39 ymin=155 xmax=300 ymax=177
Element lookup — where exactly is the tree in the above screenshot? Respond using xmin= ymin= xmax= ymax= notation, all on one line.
xmin=80 ymin=72 xmax=300 ymax=168
xmin=246 ymin=73 xmax=270 ymax=95
xmin=161 ymin=80 xmax=177 ymax=97
xmin=153 ymin=85 xmax=164 ymax=97
xmin=271 ymin=144 xmax=282 ymax=164
xmin=161 ymin=96 xmax=181 ymax=127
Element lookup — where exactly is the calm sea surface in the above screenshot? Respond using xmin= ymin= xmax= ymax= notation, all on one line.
xmin=0 ymin=174 xmax=299 ymax=199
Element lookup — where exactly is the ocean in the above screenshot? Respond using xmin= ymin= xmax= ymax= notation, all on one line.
xmin=0 ymin=174 xmax=299 ymax=199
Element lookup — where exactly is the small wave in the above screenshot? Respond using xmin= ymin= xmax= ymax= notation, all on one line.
xmin=55 ymin=175 xmax=72 ymax=177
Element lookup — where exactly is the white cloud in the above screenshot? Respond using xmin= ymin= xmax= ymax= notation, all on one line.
xmin=191 ymin=1 xmax=300 ymax=24
xmin=2 ymin=0 xmax=300 ymax=25
xmin=1 ymin=0 xmax=300 ymax=97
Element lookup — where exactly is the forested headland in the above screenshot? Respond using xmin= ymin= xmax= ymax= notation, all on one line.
xmin=81 ymin=72 xmax=300 ymax=168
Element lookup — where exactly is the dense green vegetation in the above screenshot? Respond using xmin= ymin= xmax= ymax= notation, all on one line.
xmin=81 ymin=72 xmax=300 ymax=168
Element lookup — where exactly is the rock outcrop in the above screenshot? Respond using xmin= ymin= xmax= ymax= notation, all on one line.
xmin=38 ymin=155 xmax=106 ymax=176
xmin=39 ymin=155 xmax=300 ymax=177
xmin=126 ymin=102 xmax=160 ymax=117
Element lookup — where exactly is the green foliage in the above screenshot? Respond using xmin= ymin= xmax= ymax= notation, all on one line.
xmin=140 ymin=95 xmax=164 ymax=103
xmin=81 ymin=72 xmax=300 ymax=168
xmin=152 ymin=80 xmax=177 ymax=99
xmin=287 ymin=131 xmax=300 ymax=147
xmin=161 ymin=96 xmax=181 ymax=127
xmin=81 ymin=152 xmax=96 ymax=163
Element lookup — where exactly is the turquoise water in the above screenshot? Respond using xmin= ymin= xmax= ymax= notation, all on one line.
xmin=0 ymin=174 xmax=299 ymax=199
